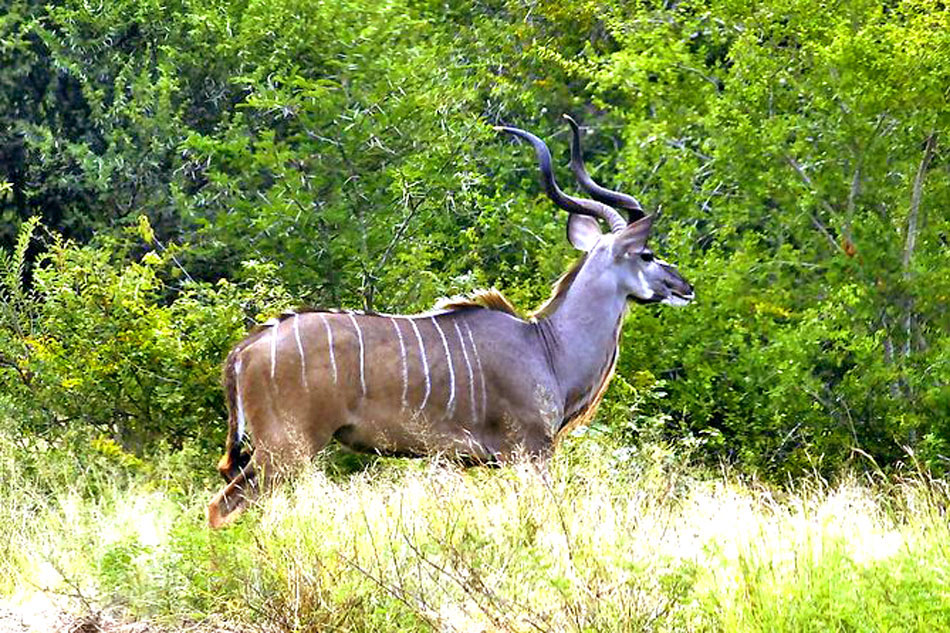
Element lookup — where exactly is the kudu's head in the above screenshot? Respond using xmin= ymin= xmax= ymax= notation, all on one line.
xmin=497 ymin=116 xmax=694 ymax=307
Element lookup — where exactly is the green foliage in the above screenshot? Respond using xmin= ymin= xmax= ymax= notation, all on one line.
xmin=0 ymin=218 xmax=291 ymax=453
xmin=0 ymin=0 xmax=948 ymax=475
xmin=559 ymin=0 xmax=950 ymax=474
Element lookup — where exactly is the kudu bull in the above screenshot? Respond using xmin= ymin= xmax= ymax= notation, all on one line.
xmin=207 ymin=117 xmax=694 ymax=528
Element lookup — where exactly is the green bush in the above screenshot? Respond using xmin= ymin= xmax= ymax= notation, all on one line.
xmin=0 ymin=218 xmax=291 ymax=454
xmin=0 ymin=0 xmax=948 ymax=476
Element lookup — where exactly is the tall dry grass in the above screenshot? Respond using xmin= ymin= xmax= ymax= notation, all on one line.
xmin=1 ymin=437 xmax=949 ymax=631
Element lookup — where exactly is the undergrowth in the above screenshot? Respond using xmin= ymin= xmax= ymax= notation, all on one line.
xmin=1 ymin=433 xmax=949 ymax=632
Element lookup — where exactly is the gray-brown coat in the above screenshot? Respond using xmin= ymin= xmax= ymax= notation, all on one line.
xmin=207 ymin=118 xmax=693 ymax=528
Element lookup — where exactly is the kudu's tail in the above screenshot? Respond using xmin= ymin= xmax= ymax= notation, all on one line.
xmin=216 ymin=348 xmax=251 ymax=482
xmin=209 ymin=346 xmax=257 ymax=528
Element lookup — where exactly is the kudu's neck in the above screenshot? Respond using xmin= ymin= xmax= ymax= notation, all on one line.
xmin=536 ymin=257 xmax=627 ymax=414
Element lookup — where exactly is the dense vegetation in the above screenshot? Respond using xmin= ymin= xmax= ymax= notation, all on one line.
xmin=2 ymin=0 xmax=947 ymax=475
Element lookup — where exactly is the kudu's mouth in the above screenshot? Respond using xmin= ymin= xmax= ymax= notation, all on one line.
xmin=657 ymin=278 xmax=695 ymax=307
xmin=630 ymin=290 xmax=693 ymax=306
xmin=665 ymin=275 xmax=694 ymax=306
xmin=662 ymin=291 xmax=694 ymax=307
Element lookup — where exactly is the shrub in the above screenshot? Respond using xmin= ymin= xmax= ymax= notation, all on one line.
xmin=0 ymin=218 xmax=291 ymax=455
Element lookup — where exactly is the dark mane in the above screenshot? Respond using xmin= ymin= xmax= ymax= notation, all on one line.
xmin=530 ymin=253 xmax=588 ymax=319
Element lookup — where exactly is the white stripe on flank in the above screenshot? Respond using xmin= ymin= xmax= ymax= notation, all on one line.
xmin=234 ymin=358 xmax=246 ymax=441
xmin=347 ymin=313 xmax=367 ymax=397
xmin=319 ymin=313 xmax=338 ymax=384
xmin=409 ymin=319 xmax=431 ymax=411
xmin=390 ymin=318 xmax=409 ymax=411
xmin=293 ymin=314 xmax=308 ymax=390
xmin=462 ymin=321 xmax=486 ymax=420
xmin=269 ymin=324 xmax=279 ymax=380
xmin=431 ymin=317 xmax=456 ymax=417
xmin=454 ymin=321 xmax=475 ymax=420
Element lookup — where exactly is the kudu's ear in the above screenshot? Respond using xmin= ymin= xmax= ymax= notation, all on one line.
xmin=612 ymin=214 xmax=654 ymax=256
xmin=567 ymin=213 xmax=604 ymax=251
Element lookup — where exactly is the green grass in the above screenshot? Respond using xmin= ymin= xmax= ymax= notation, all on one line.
xmin=2 ymin=436 xmax=949 ymax=632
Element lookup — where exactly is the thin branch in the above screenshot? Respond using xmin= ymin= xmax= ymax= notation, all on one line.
xmin=337 ymin=552 xmax=440 ymax=631
xmin=674 ymin=63 xmax=722 ymax=91
xmin=901 ymin=131 xmax=938 ymax=363
xmin=784 ymin=155 xmax=846 ymax=254
xmin=372 ymin=194 xmax=423 ymax=280
xmin=29 ymin=554 xmax=102 ymax=628
xmin=902 ymin=131 xmax=938 ymax=274
xmin=361 ymin=196 xmax=421 ymax=312
xmin=0 ymin=353 xmax=33 ymax=385
xmin=844 ymin=155 xmax=861 ymax=246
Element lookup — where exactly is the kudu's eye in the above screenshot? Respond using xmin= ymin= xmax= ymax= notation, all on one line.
xmin=639 ymin=252 xmax=655 ymax=263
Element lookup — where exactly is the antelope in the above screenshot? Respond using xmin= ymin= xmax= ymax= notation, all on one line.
xmin=207 ymin=116 xmax=694 ymax=528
